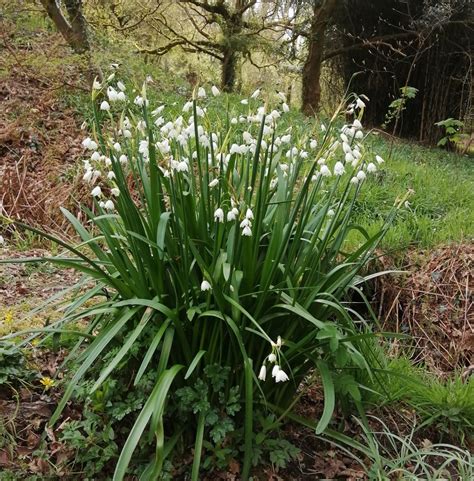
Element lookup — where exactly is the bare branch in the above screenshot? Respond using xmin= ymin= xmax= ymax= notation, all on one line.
xmin=237 ymin=1 xmax=257 ymax=15
xmin=323 ymin=32 xmax=419 ymax=61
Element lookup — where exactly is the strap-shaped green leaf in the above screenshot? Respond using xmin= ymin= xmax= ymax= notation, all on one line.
xmin=315 ymin=360 xmax=335 ymax=434
xmin=191 ymin=412 xmax=205 ymax=481
xmin=91 ymin=307 xmax=154 ymax=392
xmin=184 ymin=350 xmax=207 ymax=379
xmin=134 ymin=318 xmax=172 ymax=385
xmin=113 ymin=365 xmax=183 ymax=481
xmin=114 ymin=298 xmax=176 ymax=320
xmin=50 ymin=306 xmax=139 ymax=425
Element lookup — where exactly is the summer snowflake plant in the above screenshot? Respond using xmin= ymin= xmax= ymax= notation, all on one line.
xmin=3 ymin=75 xmax=405 ymax=480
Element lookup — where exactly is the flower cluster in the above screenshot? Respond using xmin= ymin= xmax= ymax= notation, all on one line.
xmin=258 ymin=336 xmax=289 ymax=383
xmin=82 ymin=87 xmax=381 ymax=222
xmin=96 ymin=78 xmax=128 ymax=111
xmin=239 ymin=208 xmax=253 ymax=237
xmin=81 ymin=136 xmax=117 ymax=211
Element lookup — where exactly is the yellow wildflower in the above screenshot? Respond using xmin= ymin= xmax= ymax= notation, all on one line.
xmin=4 ymin=310 xmax=13 ymax=326
xmin=40 ymin=377 xmax=55 ymax=390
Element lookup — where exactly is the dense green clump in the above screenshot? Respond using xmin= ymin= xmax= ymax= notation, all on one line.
xmin=2 ymin=77 xmax=404 ymax=479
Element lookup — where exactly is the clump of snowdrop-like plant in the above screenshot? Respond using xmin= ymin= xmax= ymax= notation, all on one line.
xmin=6 ymin=77 xmax=406 ymax=480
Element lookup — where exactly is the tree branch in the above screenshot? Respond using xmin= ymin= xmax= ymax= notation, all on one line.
xmin=178 ymin=0 xmax=230 ymax=20
xmin=237 ymin=0 xmax=257 ymax=15
xmin=323 ymin=32 xmax=419 ymax=61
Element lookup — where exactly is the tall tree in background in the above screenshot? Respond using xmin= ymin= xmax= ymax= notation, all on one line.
xmin=301 ymin=0 xmax=337 ymax=115
xmin=141 ymin=0 xmax=276 ymax=92
xmin=39 ymin=0 xmax=90 ymax=53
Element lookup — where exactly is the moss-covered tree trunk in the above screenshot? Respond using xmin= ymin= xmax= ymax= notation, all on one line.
xmin=221 ymin=47 xmax=238 ymax=92
xmin=40 ymin=0 xmax=89 ymax=53
xmin=220 ymin=1 xmax=246 ymax=92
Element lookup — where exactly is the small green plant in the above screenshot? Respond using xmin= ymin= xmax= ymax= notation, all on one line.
xmin=0 ymin=342 xmax=33 ymax=387
xmin=382 ymin=86 xmax=418 ymax=131
xmin=174 ymin=365 xmax=300 ymax=473
xmin=55 ymin=364 xmax=300 ymax=478
xmin=56 ymin=368 xmax=163 ymax=478
xmin=283 ymin=411 xmax=473 ymax=480
xmin=356 ymin=417 xmax=473 ymax=480
xmin=435 ymin=118 xmax=467 ymax=148
xmin=357 ymin=350 xmax=474 ymax=444
xmin=60 ymin=415 xmax=119 ymax=476
xmin=2 ymin=77 xmax=403 ymax=479
xmin=400 ymin=369 xmax=474 ymax=444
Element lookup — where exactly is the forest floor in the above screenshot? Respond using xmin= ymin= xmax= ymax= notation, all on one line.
xmin=0 ymin=13 xmax=473 ymax=481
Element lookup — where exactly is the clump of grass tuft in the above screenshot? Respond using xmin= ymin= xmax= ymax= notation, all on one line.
xmin=353 ymin=416 xmax=473 ymax=480
xmin=358 ymin=349 xmax=474 ymax=444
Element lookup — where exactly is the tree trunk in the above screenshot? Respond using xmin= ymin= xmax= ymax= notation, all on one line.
xmin=221 ymin=48 xmax=238 ymax=92
xmin=64 ymin=0 xmax=90 ymax=52
xmin=40 ymin=0 xmax=89 ymax=53
xmin=301 ymin=0 xmax=337 ymax=115
xmin=219 ymin=0 xmax=248 ymax=92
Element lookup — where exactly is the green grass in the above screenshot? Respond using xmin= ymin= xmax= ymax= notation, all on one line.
xmin=360 ymin=353 xmax=474 ymax=444
xmin=347 ymin=415 xmax=473 ymax=480
xmin=352 ymin=136 xmax=474 ymax=253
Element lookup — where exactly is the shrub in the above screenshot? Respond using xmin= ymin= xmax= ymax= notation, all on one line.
xmin=435 ymin=118 xmax=468 ymax=149
xmin=3 ymin=77 xmax=402 ymax=479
